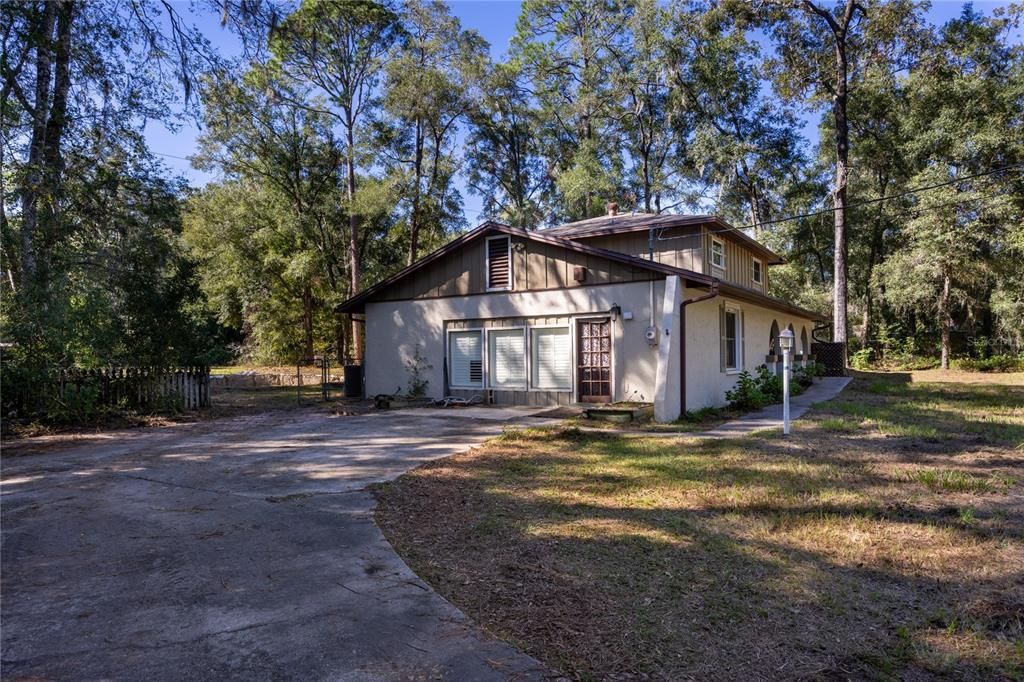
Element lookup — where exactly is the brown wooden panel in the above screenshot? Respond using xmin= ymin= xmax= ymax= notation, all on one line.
xmin=546 ymin=243 xmax=567 ymax=288
xmin=526 ymin=240 xmax=545 ymax=289
xmin=375 ymin=233 xmax=681 ymax=302
xmin=512 ymin=238 xmax=527 ymax=290
xmin=564 ymin=248 xmax=587 ymax=287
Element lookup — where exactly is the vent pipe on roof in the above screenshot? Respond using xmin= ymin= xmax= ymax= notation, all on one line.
xmin=606 ymin=201 xmax=618 ymax=217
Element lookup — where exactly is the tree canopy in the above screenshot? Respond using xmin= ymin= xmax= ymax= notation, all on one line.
xmin=2 ymin=0 xmax=1022 ymax=372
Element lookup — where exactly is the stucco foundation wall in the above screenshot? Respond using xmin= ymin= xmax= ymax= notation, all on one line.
xmin=363 ymin=281 xmax=665 ymax=403
xmin=684 ymin=295 xmax=816 ymax=411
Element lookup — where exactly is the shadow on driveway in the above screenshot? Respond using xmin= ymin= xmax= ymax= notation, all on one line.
xmin=1 ymin=410 xmax=547 ymax=680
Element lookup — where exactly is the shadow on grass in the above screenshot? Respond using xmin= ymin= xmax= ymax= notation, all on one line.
xmin=376 ymin=378 xmax=1024 ymax=681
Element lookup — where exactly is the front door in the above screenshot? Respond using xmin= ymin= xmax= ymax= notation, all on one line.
xmin=577 ymin=318 xmax=612 ymax=403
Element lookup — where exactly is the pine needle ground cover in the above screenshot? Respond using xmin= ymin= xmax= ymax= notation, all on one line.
xmin=375 ymin=373 xmax=1024 ymax=680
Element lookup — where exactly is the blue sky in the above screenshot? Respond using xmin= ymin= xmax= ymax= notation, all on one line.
xmin=147 ymin=0 xmax=1020 ymax=223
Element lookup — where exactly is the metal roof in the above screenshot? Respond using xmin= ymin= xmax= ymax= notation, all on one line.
xmin=336 ymin=222 xmax=713 ymax=314
xmin=541 ymin=212 xmax=785 ymax=265
xmin=336 ymin=220 xmax=825 ymax=322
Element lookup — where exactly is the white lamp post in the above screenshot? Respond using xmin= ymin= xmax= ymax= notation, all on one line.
xmin=779 ymin=328 xmax=795 ymax=435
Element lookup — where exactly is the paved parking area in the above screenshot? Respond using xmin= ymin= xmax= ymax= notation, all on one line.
xmin=1 ymin=409 xmax=549 ymax=680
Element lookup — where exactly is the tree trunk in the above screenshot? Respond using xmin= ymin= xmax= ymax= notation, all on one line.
xmin=335 ymin=311 xmax=347 ymax=365
xmin=940 ymin=272 xmax=952 ymax=370
xmin=345 ymin=118 xmax=362 ymax=362
xmin=302 ymin=283 xmax=314 ymax=362
xmin=832 ymin=39 xmax=850 ymax=349
xmin=20 ymin=1 xmax=58 ymax=284
xmin=407 ymin=119 xmax=424 ymax=266
xmin=801 ymin=0 xmax=860 ymax=353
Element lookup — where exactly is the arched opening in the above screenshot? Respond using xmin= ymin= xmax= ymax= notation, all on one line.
xmin=801 ymin=327 xmax=809 ymax=357
xmin=769 ymin=320 xmax=780 ymax=356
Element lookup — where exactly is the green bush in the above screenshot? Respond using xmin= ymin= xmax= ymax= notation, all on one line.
xmin=951 ymin=354 xmax=1024 ymax=373
xmin=850 ymin=347 xmax=874 ymax=370
xmin=726 ymin=362 xmax=822 ymax=410
xmin=792 ymin=364 xmax=820 ymax=392
xmin=756 ymin=365 xmax=783 ymax=403
xmin=725 ymin=370 xmax=767 ymax=410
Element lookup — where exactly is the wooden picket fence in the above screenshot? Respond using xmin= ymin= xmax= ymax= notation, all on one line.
xmin=55 ymin=366 xmax=212 ymax=410
xmin=3 ymin=366 xmax=212 ymax=420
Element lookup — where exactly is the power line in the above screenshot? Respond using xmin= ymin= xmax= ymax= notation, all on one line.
xmin=657 ymin=162 xmax=1024 ymax=242
xmin=152 ymin=150 xmax=194 ymax=162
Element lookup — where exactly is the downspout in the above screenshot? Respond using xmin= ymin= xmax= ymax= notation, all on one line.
xmin=648 ymin=227 xmax=655 ymax=329
xmin=679 ymin=281 xmax=720 ymax=414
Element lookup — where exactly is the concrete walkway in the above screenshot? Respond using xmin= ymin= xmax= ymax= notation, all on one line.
xmin=573 ymin=376 xmax=852 ymax=439
xmin=1 ymin=409 xmax=547 ymax=681
xmin=696 ymin=376 xmax=852 ymax=438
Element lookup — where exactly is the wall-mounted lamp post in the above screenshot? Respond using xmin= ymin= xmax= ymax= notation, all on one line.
xmin=779 ymin=328 xmax=795 ymax=435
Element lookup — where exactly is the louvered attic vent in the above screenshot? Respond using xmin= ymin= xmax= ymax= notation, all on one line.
xmin=487 ymin=236 xmax=511 ymax=290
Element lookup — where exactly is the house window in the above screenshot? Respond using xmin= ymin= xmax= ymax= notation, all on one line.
xmin=448 ymin=330 xmax=483 ymax=387
xmin=711 ymin=239 xmax=725 ymax=270
xmin=720 ymin=305 xmax=743 ymax=373
xmin=752 ymin=258 xmax=763 ymax=285
xmin=488 ymin=328 xmax=526 ymax=388
xmin=486 ymin=236 xmax=512 ymax=290
xmin=531 ymin=327 xmax=571 ymax=389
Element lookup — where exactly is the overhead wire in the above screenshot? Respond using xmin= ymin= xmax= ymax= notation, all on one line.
xmin=656 ymin=162 xmax=1024 ymax=242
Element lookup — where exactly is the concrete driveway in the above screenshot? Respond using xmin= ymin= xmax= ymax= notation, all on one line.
xmin=1 ymin=409 xmax=549 ymax=681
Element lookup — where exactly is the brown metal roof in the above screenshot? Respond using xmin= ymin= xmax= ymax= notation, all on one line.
xmin=714 ymin=281 xmax=829 ymax=322
xmin=335 ymin=222 xmax=714 ymax=314
xmin=541 ymin=212 xmax=785 ymax=265
xmin=336 ymin=220 xmax=824 ymax=322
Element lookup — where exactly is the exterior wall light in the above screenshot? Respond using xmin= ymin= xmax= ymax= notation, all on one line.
xmin=610 ymin=304 xmax=621 ymax=321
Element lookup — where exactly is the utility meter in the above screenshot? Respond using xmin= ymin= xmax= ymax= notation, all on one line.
xmin=645 ymin=325 xmax=658 ymax=346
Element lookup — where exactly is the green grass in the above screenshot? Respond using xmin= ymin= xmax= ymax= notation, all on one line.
xmin=909 ymin=464 xmax=1011 ymax=491
xmin=566 ymin=405 xmax=740 ymax=433
xmin=819 ymin=417 xmax=861 ymax=432
xmin=376 ymin=376 xmax=1024 ymax=681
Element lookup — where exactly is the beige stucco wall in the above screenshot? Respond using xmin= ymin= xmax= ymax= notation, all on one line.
xmin=364 ymin=281 xmax=666 ymax=402
xmin=364 ymin=280 xmax=816 ymax=411
xmin=684 ymin=295 xmax=816 ymax=411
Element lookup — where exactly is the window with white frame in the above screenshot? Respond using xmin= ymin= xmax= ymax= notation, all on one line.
xmin=486 ymin=236 xmax=512 ymax=290
xmin=488 ymin=328 xmax=526 ymax=388
xmin=531 ymin=327 xmax=571 ymax=389
xmin=448 ymin=330 xmax=483 ymax=387
xmin=752 ymin=258 xmax=763 ymax=285
xmin=711 ymin=238 xmax=726 ymax=269
xmin=721 ymin=305 xmax=743 ymax=372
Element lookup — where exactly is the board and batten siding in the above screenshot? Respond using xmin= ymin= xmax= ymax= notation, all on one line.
xmin=584 ymin=225 xmax=704 ymax=271
xmin=702 ymin=226 xmax=768 ymax=291
xmin=446 ymin=316 xmax=575 ymax=407
xmin=376 ymin=237 xmax=655 ymax=302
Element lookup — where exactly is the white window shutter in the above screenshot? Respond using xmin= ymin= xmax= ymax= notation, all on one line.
xmin=489 ymin=329 xmax=526 ymax=387
xmin=740 ymin=310 xmax=745 ymax=369
xmin=449 ymin=331 xmax=482 ymax=387
xmin=719 ymin=304 xmax=727 ymax=372
xmin=532 ymin=328 xmax=571 ymax=389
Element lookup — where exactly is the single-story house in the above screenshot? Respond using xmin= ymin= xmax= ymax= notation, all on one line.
xmin=338 ymin=209 xmax=827 ymax=422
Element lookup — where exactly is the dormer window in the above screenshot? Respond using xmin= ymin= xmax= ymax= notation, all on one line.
xmin=752 ymin=258 xmax=763 ymax=285
xmin=711 ymin=238 xmax=726 ymax=270
xmin=487 ymin=236 xmax=512 ymax=290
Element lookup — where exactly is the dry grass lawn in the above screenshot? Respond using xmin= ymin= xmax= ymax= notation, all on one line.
xmin=375 ymin=372 xmax=1024 ymax=680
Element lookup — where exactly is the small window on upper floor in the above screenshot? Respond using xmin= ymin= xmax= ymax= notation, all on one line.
xmin=711 ymin=238 xmax=725 ymax=270
xmin=487 ymin=236 xmax=512 ymax=290
xmin=752 ymin=258 xmax=763 ymax=285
